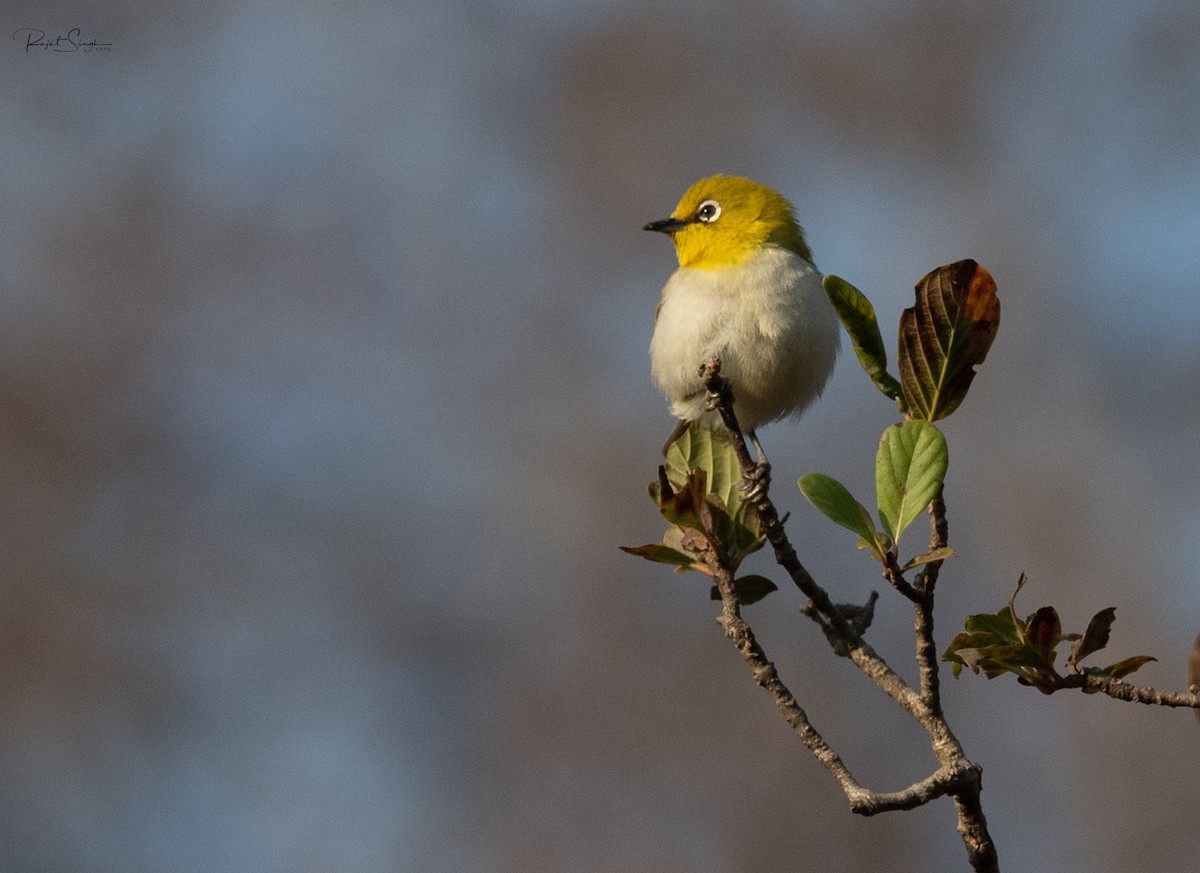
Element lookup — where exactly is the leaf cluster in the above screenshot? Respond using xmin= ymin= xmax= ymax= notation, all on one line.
xmin=941 ymin=574 xmax=1156 ymax=691
xmin=620 ymin=426 xmax=776 ymax=604
xmin=799 ymin=260 xmax=998 ymax=572
xmin=798 ymin=421 xmax=950 ymax=570
xmin=825 ymin=260 xmax=1000 ymax=421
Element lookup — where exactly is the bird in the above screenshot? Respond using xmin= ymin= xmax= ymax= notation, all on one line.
xmin=645 ymin=174 xmax=839 ymax=465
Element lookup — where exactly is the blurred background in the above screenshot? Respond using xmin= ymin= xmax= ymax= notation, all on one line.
xmin=2 ymin=1 xmax=1199 ymax=871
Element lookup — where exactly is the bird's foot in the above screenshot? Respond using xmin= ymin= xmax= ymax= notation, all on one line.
xmin=740 ymin=460 xmax=771 ymax=503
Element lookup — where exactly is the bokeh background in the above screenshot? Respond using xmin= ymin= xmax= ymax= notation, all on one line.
xmin=3 ymin=2 xmax=1199 ymax=871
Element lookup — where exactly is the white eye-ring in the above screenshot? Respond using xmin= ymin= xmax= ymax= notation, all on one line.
xmin=696 ymin=199 xmax=721 ymax=223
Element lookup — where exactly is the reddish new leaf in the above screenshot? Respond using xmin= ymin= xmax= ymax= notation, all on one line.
xmin=1069 ymin=607 xmax=1116 ymax=669
xmin=653 ymin=467 xmax=708 ymax=532
xmin=898 ymin=260 xmax=1000 ymax=421
xmin=1025 ymin=606 xmax=1063 ymax=662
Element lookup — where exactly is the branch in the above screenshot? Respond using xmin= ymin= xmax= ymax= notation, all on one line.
xmin=1061 ymin=673 xmax=1200 ymax=708
xmin=914 ymin=489 xmax=948 ymax=712
xmin=695 ymin=357 xmax=999 ymax=872
xmin=708 ymin=506 xmax=992 ymax=830
xmin=882 ymin=552 xmax=923 ymax=602
xmin=848 ymin=761 xmax=982 ymax=816
xmin=709 ymin=554 xmax=865 ymax=796
xmin=698 ymin=358 xmax=925 ymax=721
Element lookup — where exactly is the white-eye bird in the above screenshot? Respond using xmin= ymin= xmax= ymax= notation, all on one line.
xmin=645 ymin=175 xmax=840 ymax=460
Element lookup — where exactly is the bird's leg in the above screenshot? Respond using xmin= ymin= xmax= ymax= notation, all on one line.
xmin=662 ymin=419 xmax=690 ymax=456
xmin=742 ymin=429 xmax=771 ymax=502
xmin=749 ymin=430 xmax=768 ymax=464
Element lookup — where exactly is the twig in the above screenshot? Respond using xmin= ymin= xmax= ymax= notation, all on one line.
xmin=709 ymin=492 xmax=991 ymax=833
xmin=709 ymin=554 xmax=866 ymax=796
xmin=698 ymin=359 xmax=926 ymax=720
xmin=848 ymin=761 xmax=981 ymax=815
xmin=882 ymin=552 xmax=924 ymax=602
xmin=695 ymin=357 xmax=1000 ymax=873
xmin=914 ymin=489 xmax=948 ymax=713
xmin=1062 ymin=674 xmax=1200 ymax=707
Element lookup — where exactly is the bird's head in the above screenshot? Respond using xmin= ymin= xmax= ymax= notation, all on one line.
xmin=644 ymin=175 xmax=811 ymax=269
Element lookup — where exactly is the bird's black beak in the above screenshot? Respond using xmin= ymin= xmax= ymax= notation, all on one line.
xmin=643 ymin=217 xmax=689 ymax=234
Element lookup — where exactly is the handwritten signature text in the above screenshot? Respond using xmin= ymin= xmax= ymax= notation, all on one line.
xmin=13 ymin=28 xmax=112 ymax=53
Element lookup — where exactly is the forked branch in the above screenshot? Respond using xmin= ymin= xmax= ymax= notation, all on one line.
xmin=697 ymin=357 xmax=999 ymax=873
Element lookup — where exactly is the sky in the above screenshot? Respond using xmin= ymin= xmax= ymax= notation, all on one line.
xmin=3 ymin=2 xmax=1200 ymax=871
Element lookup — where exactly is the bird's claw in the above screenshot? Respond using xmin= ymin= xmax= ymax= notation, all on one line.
xmin=739 ymin=461 xmax=771 ymax=502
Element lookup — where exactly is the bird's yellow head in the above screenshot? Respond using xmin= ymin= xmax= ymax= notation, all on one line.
xmin=644 ymin=175 xmax=811 ymax=269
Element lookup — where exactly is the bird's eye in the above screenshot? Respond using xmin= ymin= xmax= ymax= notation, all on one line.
xmin=696 ymin=200 xmax=721 ymax=223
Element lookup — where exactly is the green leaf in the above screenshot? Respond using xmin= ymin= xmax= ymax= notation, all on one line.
xmin=823 ymin=274 xmax=903 ymax=403
xmin=1100 ymin=655 xmax=1157 ymax=680
xmin=898 ymin=260 xmax=1000 ymax=421
xmin=798 ymin=472 xmax=886 ymax=560
xmin=618 ymin=542 xmax=698 ymax=568
xmin=709 ymin=574 xmax=779 ymax=606
xmin=964 ymin=607 xmax=1022 ymax=643
xmin=665 ymin=424 xmax=744 ymax=515
xmin=900 ymin=546 xmax=954 ymax=572
xmin=875 ymin=421 xmax=948 ymax=546
xmin=664 ymin=426 xmax=764 ymax=563
xmin=623 ymin=425 xmax=765 ymax=579
xmin=943 ymin=633 xmax=1046 ymax=682
xmin=980 ymin=643 xmax=1055 ymax=677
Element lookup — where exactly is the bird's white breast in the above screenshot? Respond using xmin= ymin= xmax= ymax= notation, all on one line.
xmin=649 ymin=246 xmax=839 ymax=432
